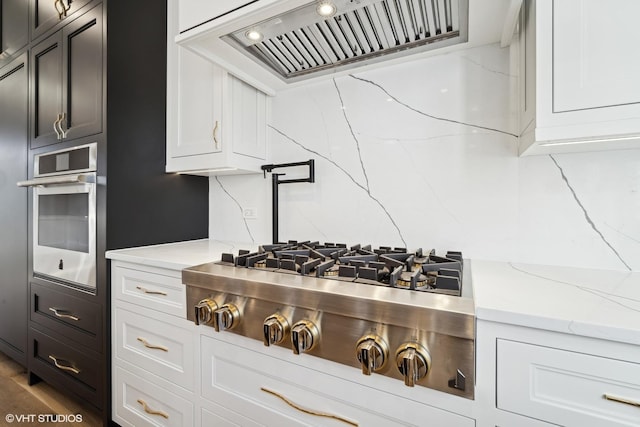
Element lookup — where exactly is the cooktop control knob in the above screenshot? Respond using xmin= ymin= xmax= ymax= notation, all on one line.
xmin=213 ymin=303 xmax=240 ymax=332
xmin=395 ymin=342 xmax=432 ymax=387
xmin=356 ymin=335 xmax=389 ymax=375
xmin=194 ymin=298 xmax=218 ymax=327
xmin=291 ymin=320 xmax=319 ymax=355
xmin=263 ymin=314 xmax=290 ymax=347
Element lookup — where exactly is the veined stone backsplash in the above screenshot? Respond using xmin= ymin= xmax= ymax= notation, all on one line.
xmin=209 ymin=43 xmax=640 ymax=272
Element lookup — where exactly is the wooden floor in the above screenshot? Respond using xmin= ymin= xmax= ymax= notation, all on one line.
xmin=0 ymin=352 xmax=102 ymax=426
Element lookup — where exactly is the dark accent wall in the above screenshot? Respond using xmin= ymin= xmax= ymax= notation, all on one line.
xmin=106 ymin=0 xmax=208 ymax=250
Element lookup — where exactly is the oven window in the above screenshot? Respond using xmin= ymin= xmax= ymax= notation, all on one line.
xmin=38 ymin=193 xmax=89 ymax=253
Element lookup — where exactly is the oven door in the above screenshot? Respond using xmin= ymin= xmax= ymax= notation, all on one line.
xmin=28 ymin=173 xmax=97 ymax=290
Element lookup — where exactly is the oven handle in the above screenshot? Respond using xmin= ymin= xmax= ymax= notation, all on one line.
xmin=17 ymin=173 xmax=95 ymax=187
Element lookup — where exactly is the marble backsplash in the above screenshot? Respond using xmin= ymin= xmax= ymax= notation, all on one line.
xmin=209 ymin=43 xmax=640 ymax=272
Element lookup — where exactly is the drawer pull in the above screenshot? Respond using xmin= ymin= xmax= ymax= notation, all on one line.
xmin=48 ymin=355 xmax=80 ymax=374
xmin=260 ymin=387 xmax=358 ymax=426
xmin=604 ymin=393 xmax=640 ymax=407
xmin=137 ymin=337 xmax=168 ymax=352
xmin=136 ymin=286 xmax=167 ymax=296
xmin=137 ymin=399 xmax=169 ymax=419
xmin=49 ymin=307 xmax=79 ymax=321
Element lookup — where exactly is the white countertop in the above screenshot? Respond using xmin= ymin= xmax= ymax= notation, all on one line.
xmin=471 ymin=260 xmax=640 ymax=346
xmin=107 ymin=240 xmax=640 ymax=346
xmin=105 ymin=239 xmax=256 ymax=270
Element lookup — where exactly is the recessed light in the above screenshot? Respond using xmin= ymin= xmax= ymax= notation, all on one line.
xmin=245 ymin=29 xmax=263 ymax=42
xmin=316 ymin=1 xmax=337 ymax=18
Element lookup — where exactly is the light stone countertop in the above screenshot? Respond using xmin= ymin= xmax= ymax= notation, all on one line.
xmin=106 ymin=241 xmax=640 ymax=346
xmin=471 ymin=260 xmax=640 ymax=346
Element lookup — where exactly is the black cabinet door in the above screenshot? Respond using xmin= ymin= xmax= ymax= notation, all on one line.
xmin=31 ymin=0 xmax=92 ymax=41
xmin=0 ymin=0 xmax=29 ymax=67
xmin=30 ymin=3 xmax=102 ymax=149
xmin=30 ymin=32 xmax=62 ymax=149
xmin=60 ymin=3 xmax=103 ymax=141
xmin=0 ymin=53 xmax=28 ymax=363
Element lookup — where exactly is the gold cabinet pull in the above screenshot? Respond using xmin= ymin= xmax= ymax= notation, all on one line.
xmin=137 ymin=337 xmax=168 ymax=352
xmin=57 ymin=112 xmax=67 ymax=138
xmin=54 ymin=0 xmax=64 ymax=19
xmin=49 ymin=307 xmax=79 ymax=321
xmin=137 ymin=399 xmax=169 ymax=419
xmin=48 ymin=355 xmax=80 ymax=374
xmin=53 ymin=114 xmax=62 ymax=139
xmin=261 ymin=387 xmax=358 ymax=426
xmin=604 ymin=393 xmax=640 ymax=407
xmin=213 ymin=120 xmax=220 ymax=149
xmin=135 ymin=286 xmax=167 ymax=296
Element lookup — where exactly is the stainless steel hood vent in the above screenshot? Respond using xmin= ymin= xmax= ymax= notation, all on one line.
xmin=223 ymin=0 xmax=468 ymax=81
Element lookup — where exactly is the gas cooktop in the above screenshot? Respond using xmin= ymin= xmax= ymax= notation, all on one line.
xmin=218 ymin=241 xmax=465 ymax=297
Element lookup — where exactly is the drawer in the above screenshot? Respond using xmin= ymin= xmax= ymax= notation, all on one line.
xmin=202 ymin=336 xmax=474 ymax=427
xmin=497 ymin=339 xmax=640 ymax=427
xmin=30 ymin=326 xmax=101 ymax=407
xmin=113 ymin=365 xmax=193 ymax=427
xmin=31 ymin=282 xmax=101 ymax=351
xmin=113 ymin=263 xmax=186 ymax=317
xmin=114 ymin=306 xmax=195 ymax=391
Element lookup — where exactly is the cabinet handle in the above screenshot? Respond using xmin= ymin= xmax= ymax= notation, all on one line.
xmin=54 ymin=0 xmax=64 ymax=19
xmin=48 ymin=355 xmax=80 ymax=374
xmin=135 ymin=286 xmax=167 ymax=296
xmin=260 ymin=387 xmax=358 ymax=426
xmin=137 ymin=337 xmax=168 ymax=352
xmin=53 ymin=114 xmax=62 ymax=139
xmin=604 ymin=393 xmax=640 ymax=408
xmin=213 ymin=120 xmax=220 ymax=149
xmin=137 ymin=399 xmax=169 ymax=419
xmin=49 ymin=307 xmax=79 ymax=321
xmin=57 ymin=112 xmax=67 ymax=138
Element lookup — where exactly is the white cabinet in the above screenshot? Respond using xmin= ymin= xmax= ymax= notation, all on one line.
xmin=518 ymin=0 xmax=640 ymax=155
xmin=178 ymin=0 xmax=256 ymax=33
xmin=475 ymin=320 xmax=640 ymax=427
xmin=167 ymin=0 xmax=269 ymax=176
xmin=111 ymin=261 xmax=198 ymax=427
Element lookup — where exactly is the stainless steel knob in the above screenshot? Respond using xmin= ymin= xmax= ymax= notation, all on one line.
xmin=291 ymin=320 xmax=319 ymax=354
xmin=356 ymin=335 xmax=388 ymax=375
xmin=213 ymin=303 xmax=240 ymax=332
xmin=263 ymin=313 xmax=290 ymax=346
xmin=395 ymin=342 xmax=431 ymax=387
xmin=194 ymin=298 xmax=218 ymax=326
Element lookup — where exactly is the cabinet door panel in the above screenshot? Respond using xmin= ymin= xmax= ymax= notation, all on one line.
xmin=30 ymin=32 xmax=62 ymax=149
xmin=0 ymin=53 xmax=28 ymax=361
xmin=553 ymin=0 xmax=640 ymax=113
xmin=0 ymin=0 xmax=29 ymax=64
xmin=61 ymin=4 xmax=103 ymax=141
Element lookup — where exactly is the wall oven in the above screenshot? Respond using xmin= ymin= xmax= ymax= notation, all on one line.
xmin=18 ymin=143 xmax=97 ymax=291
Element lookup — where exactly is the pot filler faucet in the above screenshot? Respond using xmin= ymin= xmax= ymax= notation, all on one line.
xmin=261 ymin=160 xmax=315 ymax=244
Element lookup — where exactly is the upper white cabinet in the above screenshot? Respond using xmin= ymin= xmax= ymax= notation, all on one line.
xmin=178 ymin=0 xmax=256 ymax=33
xmin=519 ymin=0 xmax=640 ymax=155
xmin=167 ymin=0 xmax=269 ymax=176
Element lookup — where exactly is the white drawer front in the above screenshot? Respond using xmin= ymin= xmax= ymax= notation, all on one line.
xmin=497 ymin=339 xmax=640 ymax=427
xmin=200 ymin=407 xmax=262 ymax=427
xmin=202 ymin=336 xmax=474 ymax=427
xmin=115 ymin=307 xmax=195 ymax=391
xmin=113 ymin=264 xmax=186 ymax=317
xmin=114 ymin=365 xmax=193 ymax=427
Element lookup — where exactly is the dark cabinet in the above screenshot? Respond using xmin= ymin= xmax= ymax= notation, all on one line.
xmin=30 ymin=3 xmax=102 ymax=149
xmin=0 ymin=0 xmax=29 ymax=67
xmin=30 ymin=0 xmax=92 ymax=41
xmin=0 ymin=52 xmax=28 ymax=364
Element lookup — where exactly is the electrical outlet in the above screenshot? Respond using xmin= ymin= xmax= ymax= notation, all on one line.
xmin=243 ymin=207 xmax=258 ymax=219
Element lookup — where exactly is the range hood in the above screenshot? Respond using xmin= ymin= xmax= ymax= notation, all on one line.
xmin=176 ymin=0 xmax=515 ymax=94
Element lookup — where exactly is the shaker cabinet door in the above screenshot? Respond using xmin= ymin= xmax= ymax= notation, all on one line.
xmin=30 ymin=32 xmax=63 ymax=149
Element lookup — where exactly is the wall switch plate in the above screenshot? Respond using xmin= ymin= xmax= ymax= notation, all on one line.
xmin=243 ymin=208 xmax=258 ymax=219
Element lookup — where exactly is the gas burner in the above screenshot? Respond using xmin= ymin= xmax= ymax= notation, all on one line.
xmin=218 ymin=241 xmax=465 ymax=296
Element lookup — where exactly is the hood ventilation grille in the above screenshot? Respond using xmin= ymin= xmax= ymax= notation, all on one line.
xmin=224 ymin=0 xmax=467 ymax=81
